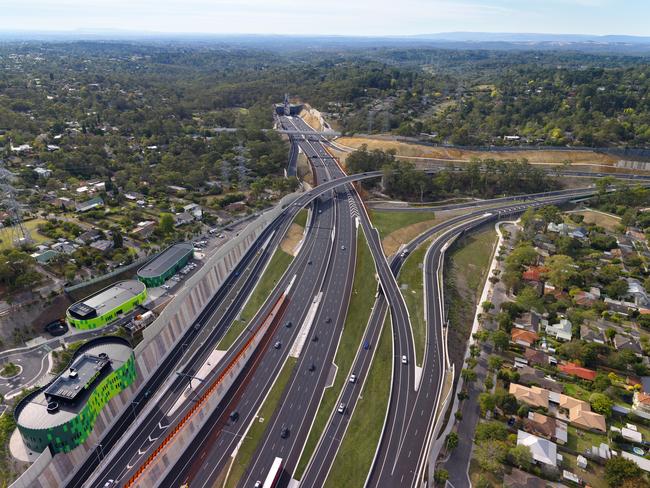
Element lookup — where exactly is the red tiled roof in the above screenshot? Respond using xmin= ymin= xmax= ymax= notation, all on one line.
xmin=559 ymin=362 xmax=597 ymax=381
xmin=511 ymin=329 xmax=539 ymax=345
xmin=523 ymin=266 xmax=549 ymax=282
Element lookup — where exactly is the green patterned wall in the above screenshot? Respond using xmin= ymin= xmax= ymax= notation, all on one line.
xmin=67 ymin=288 xmax=147 ymax=330
xmin=17 ymin=354 xmax=137 ymax=453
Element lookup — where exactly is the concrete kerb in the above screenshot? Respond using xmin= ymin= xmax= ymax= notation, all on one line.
xmin=426 ymin=220 xmax=513 ymax=482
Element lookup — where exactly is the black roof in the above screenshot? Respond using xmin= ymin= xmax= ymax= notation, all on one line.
xmin=138 ymin=243 xmax=193 ymax=279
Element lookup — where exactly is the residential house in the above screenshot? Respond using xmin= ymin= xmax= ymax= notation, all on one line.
xmin=621 ymin=451 xmax=650 ymax=473
xmin=626 ymin=278 xmax=650 ymax=308
xmin=90 ymin=239 xmax=113 ymax=254
xmin=545 ymin=318 xmax=573 ymax=341
xmin=174 ymin=212 xmax=195 ymax=227
xmin=31 ymin=249 xmax=60 ymax=264
xmin=568 ymin=227 xmax=588 ymax=240
xmin=604 ymin=297 xmax=637 ymax=315
xmin=524 ymin=412 xmax=568 ymax=444
xmin=503 ymin=468 xmax=548 ymax=488
xmin=512 ymin=329 xmax=539 ymax=348
xmin=183 ymin=203 xmax=203 ymax=220
xmin=33 ymin=166 xmax=52 ymax=178
xmin=75 ymin=229 xmax=101 ymax=245
xmin=525 ymin=347 xmax=555 ymax=366
xmin=517 ymin=430 xmax=558 ymax=467
xmin=614 ymin=334 xmax=643 ymax=356
xmin=627 ymin=227 xmax=646 ymax=242
xmin=51 ymin=241 xmax=76 ymax=254
xmin=53 ymin=197 xmax=76 ymax=210
xmin=517 ymin=365 xmax=563 ymax=392
xmin=514 ymin=312 xmax=541 ymax=332
xmin=510 ymin=383 xmax=607 ymax=432
xmin=132 ymin=221 xmax=156 ymax=239
xmin=558 ymin=362 xmax=597 ymax=381
xmin=580 ymin=324 xmax=605 ymax=344
xmin=76 ymin=196 xmax=104 ymax=213
xmin=632 ymin=391 xmax=650 ymax=419
xmin=523 ymin=266 xmax=548 ymax=283
xmin=574 ymin=290 xmax=598 ymax=307
xmin=547 ymin=222 xmax=569 ymax=235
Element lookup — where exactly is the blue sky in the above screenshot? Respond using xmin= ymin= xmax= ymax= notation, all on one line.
xmin=2 ymin=0 xmax=647 ymax=36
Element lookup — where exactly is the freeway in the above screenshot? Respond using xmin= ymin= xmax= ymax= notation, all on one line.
xmin=156 ymin=134 xmax=357 ymax=488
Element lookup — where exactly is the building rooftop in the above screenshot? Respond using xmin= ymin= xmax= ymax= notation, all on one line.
xmin=137 ymin=243 xmax=193 ymax=279
xmin=16 ymin=339 xmax=132 ymax=430
xmin=517 ymin=430 xmax=558 ymax=467
xmin=68 ymin=280 xmax=145 ymax=320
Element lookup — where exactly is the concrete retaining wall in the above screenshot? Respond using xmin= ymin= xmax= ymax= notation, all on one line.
xmin=10 ymin=193 xmax=300 ymax=488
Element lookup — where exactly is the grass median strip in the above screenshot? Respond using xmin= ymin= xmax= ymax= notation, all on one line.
xmin=324 ymin=313 xmax=392 ymax=488
xmin=218 ymin=248 xmax=293 ymax=351
xmin=224 ymin=357 xmax=298 ymax=488
xmin=294 ymin=208 xmax=309 ymax=228
xmin=294 ymin=231 xmax=377 ymax=479
xmin=398 ymin=238 xmax=432 ymax=367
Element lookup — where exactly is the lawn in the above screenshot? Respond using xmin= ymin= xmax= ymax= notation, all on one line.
xmin=294 ymin=232 xmax=378 ymax=479
xmin=0 ymin=218 xmax=50 ymax=249
xmin=294 ymin=208 xmax=309 ymax=228
xmin=324 ymin=314 xmax=392 ymax=488
xmin=369 ymin=210 xmax=436 ymax=240
xmin=569 ymin=209 xmax=621 ymax=232
xmin=218 ymin=248 xmax=293 ymax=350
xmin=224 ymin=357 xmax=297 ymax=488
xmin=566 ymin=425 xmax=609 ymax=455
xmin=560 ymin=451 xmax=607 ymax=488
xmin=398 ymin=238 xmax=432 ymax=366
xmin=562 ymin=382 xmax=592 ymax=403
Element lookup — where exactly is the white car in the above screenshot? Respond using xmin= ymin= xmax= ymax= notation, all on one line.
xmin=401 ymin=355 xmax=408 ymax=365
xmin=349 ymin=374 xmax=357 ymax=383
xmin=162 ymin=284 xmax=170 ymax=290
xmin=337 ymin=403 xmax=346 ymax=414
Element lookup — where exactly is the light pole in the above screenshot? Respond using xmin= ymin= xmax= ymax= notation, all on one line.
xmin=175 ymin=371 xmax=204 ymax=402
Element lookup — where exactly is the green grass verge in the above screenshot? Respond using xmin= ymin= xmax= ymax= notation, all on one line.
xmin=225 ymin=357 xmax=297 ymax=488
xmin=369 ymin=210 xmax=435 ymax=239
xmin=218 ymin=248 xmax=293 ymax=350
xmin=294 ymin=208 xmax=309 ymax=228
xmin=0 ymin=218 xmax=50 ymax=249
xmin=398 ymin=239 xmax=432 ymax=367
xmin=450 ymin=229 xmax=496 ymax=294
xmin=294 ymin=231 xmax=377 ymax=479
xmin=324 ymin=314 xmax=392 ymax=488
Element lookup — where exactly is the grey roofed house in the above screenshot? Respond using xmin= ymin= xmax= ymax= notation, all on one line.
xmin=503 ymin=468 xmax=548 ymax=488
xmin=614 ymin=334 xmax=643 ymax=355
xmin=517 ymin=430 xmax=558 ymax=467
xmin=76 ymin=196 xmax=104 ymax=213
xmin=75 ymin=229 xmax=101 ymax=245
xmin=580 ymin=324 xmax=605 ymax=344
xmin=517 ymin=365 xmax=563 ymax=393
xmin=515 ymin=311 xmax=541 ymax=332
xmin=90 ymin=239 xmax=114 ymax=254
xmin=626 ymin=278 xmax=650 ymax=308
xmin=174 ymin=212 xmax=194 ymax=227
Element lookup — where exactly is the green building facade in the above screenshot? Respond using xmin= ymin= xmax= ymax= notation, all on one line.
xmin=66 ymin=280 xmax=147 ymax=330
xmin=137 ymin=242 xmax=194 ymax=287
xmin=15 ymin=338 xmax=136 ymax=454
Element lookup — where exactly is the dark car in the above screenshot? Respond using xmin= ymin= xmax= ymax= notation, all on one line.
xmin=229 ymin=411 xmax=239 ymax=422
xmin=280 ymin=427 xmax=290 ymax=438
xmin=308 ymin=363 xmax=316 ymax=372
xmin=363 ymin=340 xmax=371 ymax=350
xmin=45 ymin=319 xmax=68 ymax=337
xmin=325 ymin=317 xmax=332 ymax=324
xmin=285 ymin=321 xmax=292 ymax=328
xmin=312 ymin=334 xmax=318 ymax=342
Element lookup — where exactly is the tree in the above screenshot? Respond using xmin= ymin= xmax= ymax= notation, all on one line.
xmin=515 ymin=286 xmax=543 ymax=312
xmin=488 ymin=355 xmax=503 ymax=371
xmin=478 ymin=393 xmax=496 ymax=417
xmin=604 ymin=456 xmax=644 ymax=487
xmin=433 ymin=469 xmax=449 ymax=485
xmin=508 ymin=445 xmax=532 ymax=470
xmin=606 ymin=279 xmax=629 ymax=300
xmin=491 ymin=330 xmax=510 ymax=351
xmin=606 ymin=328 xmax=617 ymax=342
xmin=482 ymin=301 xmax=495 ymax=313
xmin=474 ymin=440 xmax=508 ymax=474
xmin=475 ymin=421 xmax=509 ymax=441
xmin=112 ymin=230 xmax=123 ymax=249
xmin=461 ymin=368 xmax=477 ymax=384
xmin=446 ymin=432 xmax=459 ymax=451
xmin=494 ymin=391 xmax=519 ymax=414
xmin=545 ymin=254 xmax=578 ymax=290
xmin=589 ymin=392 xmax=613 ymax=417
xmin=158 ymin=213 xmax=175 ymax=235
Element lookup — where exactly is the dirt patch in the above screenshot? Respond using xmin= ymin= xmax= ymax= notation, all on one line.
xmin=280 ymin=223 xmax=305 ymax=256
xmin=300 ymin=105 xmax=325 ymax=132
xmin=570 ymin=209 xmax=622 ymax=232
xmin=335 ymin=136 xmax=621 ymax=167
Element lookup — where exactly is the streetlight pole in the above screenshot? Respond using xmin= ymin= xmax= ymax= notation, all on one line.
xmin=175 ymin=371 xmax=204 ymax=402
